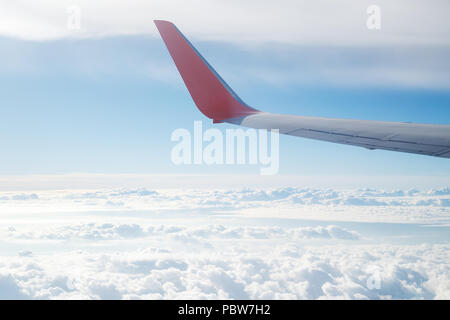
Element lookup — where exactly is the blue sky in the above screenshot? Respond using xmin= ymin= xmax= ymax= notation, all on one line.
xmin=0 ymin=0 xmax=449 ymax=181
xmin=1 ymin=35 xmax=450 ymax=179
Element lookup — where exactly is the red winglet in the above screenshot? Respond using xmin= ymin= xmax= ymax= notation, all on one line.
xmin=154 ymin=20 xmax=259 ymax=122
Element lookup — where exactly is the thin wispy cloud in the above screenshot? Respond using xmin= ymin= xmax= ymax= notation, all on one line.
xmin=1 ymin=24 xmax=449 ymax=90
xmin=1 ymin=242 xmax=449 ymax=299
xmin=1 ymin=1 xmax=449 ymax=46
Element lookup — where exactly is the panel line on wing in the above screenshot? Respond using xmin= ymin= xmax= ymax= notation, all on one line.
xmin=286 ymin=128 xmax=450 ymax=149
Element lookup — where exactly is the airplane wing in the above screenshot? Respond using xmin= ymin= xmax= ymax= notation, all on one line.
xmin=154 ymin=20 xmax=450 ymax=159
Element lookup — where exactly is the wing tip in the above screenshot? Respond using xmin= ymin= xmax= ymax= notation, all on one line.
xmin=154 ymin=20 xmax=259 ymax=121
xmin=154 ymin=20 xmax=174 ymax=28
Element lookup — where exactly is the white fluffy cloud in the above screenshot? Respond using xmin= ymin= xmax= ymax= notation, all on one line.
xmin=7 ymin=223 xmax=361 ymax=241
xmin=1 ymin=0 xmax=449 ymax=46
xmin=1 ymin=186 xmax=449 ymax=223
xmin=0 ymin=185 xmax=449 ymax=299
xmin=0 ymin=244 xmax=449 ymax=299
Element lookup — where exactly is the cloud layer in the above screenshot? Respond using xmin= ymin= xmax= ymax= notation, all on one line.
xmin=2 ymin=2 xmax=449 ymax=90
xmin=7 ymin=223 xmax=361 ymax=242
xmin=1 ymin=186 xmax=449 ymax=223
xmin=1 ymin=186 xmax=449 ymax=299
xmin=0 ymin=244 xmax=449 ymax=299
xmin=1 ymin=0 xmax=449 ymax=46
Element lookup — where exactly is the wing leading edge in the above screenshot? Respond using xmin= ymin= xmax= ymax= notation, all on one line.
xmin=154 ymin=20 xmax=450 ymax=159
